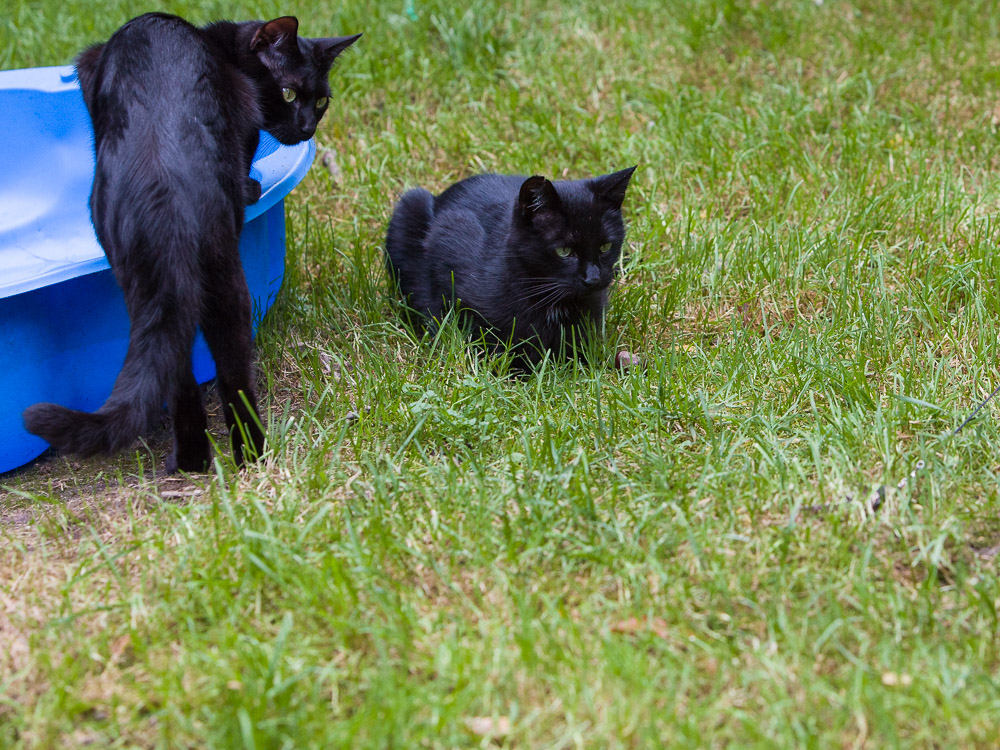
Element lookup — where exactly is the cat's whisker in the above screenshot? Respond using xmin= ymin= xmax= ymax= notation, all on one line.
xmin=511 ymin=284 xmax=563 ymax=305
xmin=520 ymin=279 xmax=569 ymax=295
xmin=522 ymin=286 xmax=572 ymax=315
xmin=515 ymin=285 xmax=563 ymax=303
xmin=517 ymin=289 xmax=567 ymax=311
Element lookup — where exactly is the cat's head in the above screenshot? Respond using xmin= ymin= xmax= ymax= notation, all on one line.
xmin=513 ymin=166 xmax=637 ymax=299
xmin=247 ymin=17 xmax=361 ymax=145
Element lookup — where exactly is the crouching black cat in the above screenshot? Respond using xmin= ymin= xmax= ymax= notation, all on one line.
xmin=384 ymin=167 xmax=636 ymax=368
xmin=23 ymin=13 xmax=360 ymax=471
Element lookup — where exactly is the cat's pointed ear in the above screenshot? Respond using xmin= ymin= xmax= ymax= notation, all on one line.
xmin=592 ymin=166 xmax=637 ymax=209
xmin=251 ymin=16 xmax=300 ymax=53
xmin=518 ymin=176 xmax=562 ymax=218
xmin=313 ymin=33 xmax=363 ymax=68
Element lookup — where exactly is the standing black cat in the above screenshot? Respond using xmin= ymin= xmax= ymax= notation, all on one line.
xmin=22 ymin=13 xmax=360 ymax=471
xmin=384 ymin=167 xmax=636 ymax=367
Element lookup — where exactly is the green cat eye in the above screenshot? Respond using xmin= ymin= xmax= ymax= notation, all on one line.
xmin=555 ymin=247 xmax=572 ymax=257
xmin=600 ymin=242 xmax=613 ymax=254
xmin=281 ymin=87 xmax=297 ymax=103
xmin=315 ymin=96 xmax=329 ymax=109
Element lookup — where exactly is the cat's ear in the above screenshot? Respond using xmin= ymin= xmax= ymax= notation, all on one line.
xmin=592 ymin=166 xmax=637 ymax=209
xmin=518 ymin=176 xmax=562 ymax=219
xmin=313 ymin=33 xmax=363 ymax=69
xmin=251 ymin=16 xmax=300 ymax=53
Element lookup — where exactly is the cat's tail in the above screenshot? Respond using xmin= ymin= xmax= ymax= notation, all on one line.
xmin=23 ymin=400 xmax=155 ymax=458
xmin=23 ymin=254 xmax=200 ymax=458
xmin=384 ymin=187 xmax=435 ymax=286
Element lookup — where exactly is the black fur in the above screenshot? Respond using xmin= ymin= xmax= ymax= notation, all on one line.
xmin=22 ymin=13 xmax=360 ymax=471
xmin=384 ymin=167 xmax=636 ymax=367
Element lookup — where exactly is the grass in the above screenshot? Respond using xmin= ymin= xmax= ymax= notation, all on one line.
xmin=3 ymin=0 xmax=1000 ymax=746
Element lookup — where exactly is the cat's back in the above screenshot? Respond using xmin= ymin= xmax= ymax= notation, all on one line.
xmin=92 ymin=14 xmax=213 ymax=96
xmin=434 ymin=174 xmax=525 ymax=215
xmin=77 ymin=13 xmax=259 ymax=203
xmin=106 ymin=13 xmax=199 ymax=49
xmin=82 ymin=13 xmax=250 ymax=146
xmin=80 ymin=12 xmax=258 ymax=230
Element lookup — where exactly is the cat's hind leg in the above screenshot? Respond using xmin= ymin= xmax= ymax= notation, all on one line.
xmin=165 ymin=361 xmax=211 ymax=473
xmin=385 ymin=188 xmax=434 ymax=282
xmin=385 ymin=188 xmax=436 ymax=325
xmin=198 ymin=245 xmax=265 ymax=467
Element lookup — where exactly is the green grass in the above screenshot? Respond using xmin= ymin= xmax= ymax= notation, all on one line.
xmin=4 ymin=0 xmax=1000 ymax=746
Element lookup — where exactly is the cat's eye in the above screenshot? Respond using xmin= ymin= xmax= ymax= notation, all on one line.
xmin=315 ymin=96 xmax=329 ymax=109
xmin=600 ymin=242 xmax=613 ymax=254
xmin=281 ymin=87 xmax=297 ymax=103
xmin=555 ymin=247 xmax=572 ymax=257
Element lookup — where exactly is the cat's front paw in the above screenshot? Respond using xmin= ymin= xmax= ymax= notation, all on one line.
xmin=243 ymin=177 xmax=262 ymax=205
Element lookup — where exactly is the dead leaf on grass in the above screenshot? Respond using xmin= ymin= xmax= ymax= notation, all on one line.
xmin=464 ymin=715 xmax=512 ymax=737
xmin=610 ymin=616 xmax=670 ymax=639
xmin=881 ymin=671 xmax=913 ymax=687
xmin=973 ymin=544 xmax=1000 ymax=561
xmin=159 ymin=488 xmax=204 ymax=499
xmin=110 ymin=633 xmax=132 ymax=664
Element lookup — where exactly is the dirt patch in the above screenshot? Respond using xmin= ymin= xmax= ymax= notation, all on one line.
xmin=0 ymin=384 xmax=231 ymax=536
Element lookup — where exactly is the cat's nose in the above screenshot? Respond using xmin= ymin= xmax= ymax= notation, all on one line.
xmin=297 ymin=115 xmax=317 ymax=140
xmin=582 ymin=267 xmax=602 ymax=289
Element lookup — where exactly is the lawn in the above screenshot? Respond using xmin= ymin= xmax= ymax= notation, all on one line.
xmin=3 ymin=0 xmax=1000 ymax=746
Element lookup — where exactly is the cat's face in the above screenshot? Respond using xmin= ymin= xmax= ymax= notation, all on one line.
xmin=249 ymin=17 xmax=360 ymax=145
xmin=514 ymin=167 xmax=636 ymax=300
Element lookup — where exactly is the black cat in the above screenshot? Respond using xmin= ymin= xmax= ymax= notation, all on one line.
xmin=23 ymin=13 xmax=360 ymax=471
xmin=384 ymin=167 xmax=636 ymax=367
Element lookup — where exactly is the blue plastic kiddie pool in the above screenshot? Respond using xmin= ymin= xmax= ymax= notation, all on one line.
xmin=0 ymin=65 xmax=316 ymax=474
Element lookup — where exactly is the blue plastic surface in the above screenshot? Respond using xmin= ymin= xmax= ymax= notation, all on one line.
xmin=0 ymin=65 xmax=316 ymax=473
